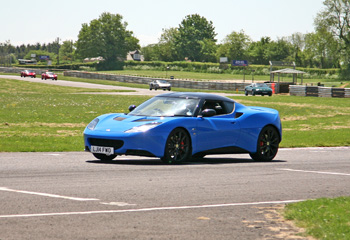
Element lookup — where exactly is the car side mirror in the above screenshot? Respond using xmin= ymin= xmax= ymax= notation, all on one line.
xmin=200 ymin=109 xmax=216 ymax=117
xmin=128 ymin=105 xmax=136 ymax=112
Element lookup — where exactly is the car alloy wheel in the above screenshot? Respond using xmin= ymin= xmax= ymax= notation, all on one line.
xmin=162 ymin=128 xmax=191 ymax=164
xmin=250 ymin=126 xmax=279 ymax=161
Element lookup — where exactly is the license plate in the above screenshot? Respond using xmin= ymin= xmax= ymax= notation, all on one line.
xmin=91 ymin=145 xmax=114 ymax=155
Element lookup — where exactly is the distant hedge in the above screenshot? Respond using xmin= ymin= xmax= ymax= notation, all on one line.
xmin=124 ymin=61 xmax=341 ymax=79
xmin=13 ymin=62 xmax=97 ymax=70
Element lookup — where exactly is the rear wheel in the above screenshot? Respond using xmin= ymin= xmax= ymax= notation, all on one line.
xmin=250 ymin=126 xmax=280 ymax=162
xmin=161 ymin=128 xmax=191 ymax=164
xmin=93 ymin=153 xmax=117 ymax=162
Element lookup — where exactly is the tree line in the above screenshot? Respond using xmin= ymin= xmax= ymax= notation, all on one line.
xmin=1 ymin=0 xmax=349 ymax=77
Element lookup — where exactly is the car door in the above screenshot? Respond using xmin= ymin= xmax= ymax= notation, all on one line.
xmin=194 ymin=100 xmax=241 ymax=153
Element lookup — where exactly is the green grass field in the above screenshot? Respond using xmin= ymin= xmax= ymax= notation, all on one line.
xmin=284 ymin=197 xmax=350 ymax=239
xmin=1 ymin=77 xmax=349 ymax=152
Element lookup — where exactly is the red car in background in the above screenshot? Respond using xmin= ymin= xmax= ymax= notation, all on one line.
xmin=41 ymin=72 xmax=57 ymax=80
xmin=20 ymin=70 xmax=36 ymax=78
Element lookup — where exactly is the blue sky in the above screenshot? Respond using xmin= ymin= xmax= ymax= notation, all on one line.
xmin=1 ymin=0 xmax=325 ymax=47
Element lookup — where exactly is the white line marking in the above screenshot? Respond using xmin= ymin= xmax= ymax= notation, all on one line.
xmin=0 ymin=187 xmax=99 ymax=201
xmin=278 ymin=169 xmax=350 ymax=176
xmin=0 ymin=199 xmax=304 ymax=219
xmin=100 ymin=202 xmax=137 ymax=206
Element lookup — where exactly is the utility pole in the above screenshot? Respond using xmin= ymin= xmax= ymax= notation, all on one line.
xmin=56 ymin=37 xmax=60 ymax=65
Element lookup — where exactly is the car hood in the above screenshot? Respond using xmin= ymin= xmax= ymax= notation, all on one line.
xmin=92 ymin=113 xmax=167 ymax=132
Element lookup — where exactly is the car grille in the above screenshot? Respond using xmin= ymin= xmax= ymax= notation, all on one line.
xmin=88 ymin=138 xmax=124 ymax=149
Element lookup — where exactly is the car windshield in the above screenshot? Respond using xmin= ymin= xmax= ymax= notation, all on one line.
xmin=255 ymin=83 xmax=268 ymax=88
xmin=129 ymin=96 xmax=200 ymax=117
xmin=47 ymin=72 xmax=54 ymax=75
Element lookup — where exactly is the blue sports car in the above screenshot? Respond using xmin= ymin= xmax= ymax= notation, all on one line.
xmin=84 ymin=92 xmax=282 ymax=163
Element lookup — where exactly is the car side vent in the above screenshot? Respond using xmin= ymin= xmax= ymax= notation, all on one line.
xmin=235 ymin=112 xmax=244 ymax=118
xmin=113 ymin=117 xmax=126 ymax=121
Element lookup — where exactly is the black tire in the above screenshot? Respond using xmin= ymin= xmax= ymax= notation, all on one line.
xmin=250 ymin=126 xmax=280 ymax=162
xmin=245 ymin=91 xmax=248 ymax=96
xmin=93 ymin=153 xmax=117 ymax=162
xmin=161 ymin=128 xmax=191 ymax=164
xmin=252 ymin=91 xmax=256 ymax=96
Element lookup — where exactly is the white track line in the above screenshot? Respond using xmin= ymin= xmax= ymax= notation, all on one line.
xmin=0 ymin=187 xmax=99 ymax=201
xmin=0 ymin=199 xmax=304 ymax=219
xmin=278 ymin=168 xmax=350 ymax=176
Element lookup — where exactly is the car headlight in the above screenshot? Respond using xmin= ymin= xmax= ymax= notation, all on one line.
xmin=87 ymin=118 xmax=99 ymax=130
xmin=125 ymin=122 xmax=162 ymax=133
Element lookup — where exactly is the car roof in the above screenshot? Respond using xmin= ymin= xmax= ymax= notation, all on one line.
xmin=156 ymin=92 xmax=235 ymax=102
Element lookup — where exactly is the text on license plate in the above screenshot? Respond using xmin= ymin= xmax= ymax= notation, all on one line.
xmin=91 ymin=145 xmax=114 ymax=155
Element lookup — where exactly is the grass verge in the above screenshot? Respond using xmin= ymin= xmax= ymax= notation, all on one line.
xmin=284 ymin=197 xmax=350 ymax=239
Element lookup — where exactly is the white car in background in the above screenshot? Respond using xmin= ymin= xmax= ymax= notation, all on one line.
xmin=149 ymin=80 xmax=171 ymax=91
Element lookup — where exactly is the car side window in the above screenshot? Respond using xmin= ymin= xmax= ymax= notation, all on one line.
xmin=202 ymin=100 xmax=234 ymax=115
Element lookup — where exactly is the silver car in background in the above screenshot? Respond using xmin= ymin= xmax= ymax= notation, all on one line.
xmin=149 ymin=80 xmax=171 ymax=91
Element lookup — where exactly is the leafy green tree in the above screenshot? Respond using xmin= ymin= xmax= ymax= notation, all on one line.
xmin=156 ymin=28 xmax=179 ymax=62
xmin=287 ymin=33 xmax=306 ymax=66
xmin=141 ymin=44 xmax=160 ymax=61
xmin=304 ymin=29 xmax=339 ymax=68
xmin=59 ymin=40 xmax=75 ymax=63
xmin=175 ymin=14 xmax=217 ymax=62
xmin=264 ymin=38 xmax=292 ymax=63
xmin=247 ymin=37 xmax=271 ymax=64
xmin=75 ymin=12 xmax=140 ymax=69
xmin=315 ymin=0 xmax=350 ymax=77
xmin=142 ymin=28 xmax=180 ymax=62
xmin=217 ymin=30 xmax=251 ymax=62
xmin=199 ymin=39 xmax=217 ymax=62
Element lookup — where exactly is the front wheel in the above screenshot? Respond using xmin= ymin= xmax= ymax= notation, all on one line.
xmin=161 ymin=128 xmax=191 ymax=164
xmin=250 ymin=126 xmax=280 ymax=162
xmin=93 ymin=153 xmax=117 ymax=162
